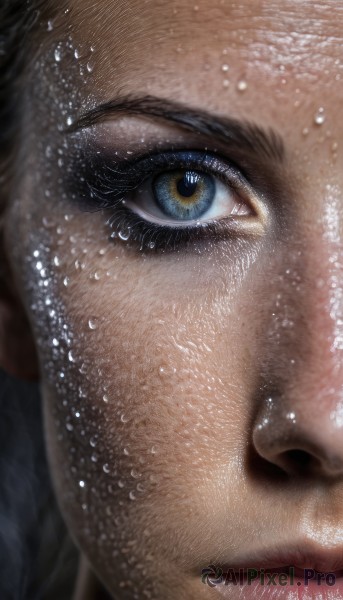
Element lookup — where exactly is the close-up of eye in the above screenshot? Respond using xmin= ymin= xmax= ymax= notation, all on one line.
xmin=127 ymin=158 xmax=251 ymax=225
xmin=77 ymin=148 xmax=264 ymax=251
xmin=0 ymin=1 xmax=342 ymax=600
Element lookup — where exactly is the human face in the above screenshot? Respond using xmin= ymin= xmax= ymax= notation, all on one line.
xmin=4 ymin=0 xmax=343 ymax=598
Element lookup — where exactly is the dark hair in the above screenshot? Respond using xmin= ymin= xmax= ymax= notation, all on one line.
xmin=0 ymin=3 xmax=78 ymax=598
xmin=0 ymin=0 xmax=37 ymax=191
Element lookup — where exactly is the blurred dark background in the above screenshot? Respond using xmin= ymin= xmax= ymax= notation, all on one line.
xmin=0 ymin=368 xmax=78 ymax=600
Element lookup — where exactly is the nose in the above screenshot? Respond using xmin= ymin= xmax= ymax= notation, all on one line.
xmin=252 ymin=389 xmax=343 ymax=478
xmin=252 ymin=233 xmax=343 ymax=479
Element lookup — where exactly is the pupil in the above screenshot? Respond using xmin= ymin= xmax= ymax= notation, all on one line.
xmin=176 ymin=171 xmax=199 ymax=198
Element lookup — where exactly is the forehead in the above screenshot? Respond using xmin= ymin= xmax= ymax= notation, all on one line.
xmin=68 ymin=0 xmax=342 ymax=74
xmin=60 ymin=0 xmax=342 ymax=127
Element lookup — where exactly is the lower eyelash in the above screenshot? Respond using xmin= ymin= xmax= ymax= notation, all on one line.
xmin=105 ymin=202 xmax=229 ymax=252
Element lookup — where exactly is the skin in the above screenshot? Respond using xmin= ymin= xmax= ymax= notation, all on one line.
xmin=1 ymin=0 xmax=343 ymax=598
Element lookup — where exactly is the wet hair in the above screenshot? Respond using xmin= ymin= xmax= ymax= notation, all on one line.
xmin=0 ymin=0 xmax=36 ymax=192
xmin=0 ymin=2 xmax=78 ymax=598
xmin=0 ymin=0 xmax=59 ymax=189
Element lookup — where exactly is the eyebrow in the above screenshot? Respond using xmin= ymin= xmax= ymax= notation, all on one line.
xmin=68 ymin=94 xmax=285 ymax=163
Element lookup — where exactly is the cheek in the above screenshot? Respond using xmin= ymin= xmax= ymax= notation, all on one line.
xmin=10 ymin=196 xmax=268 ymax=596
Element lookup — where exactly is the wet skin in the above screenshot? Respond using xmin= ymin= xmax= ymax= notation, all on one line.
xmin=2 ymin=0 xmax=343 ymax=598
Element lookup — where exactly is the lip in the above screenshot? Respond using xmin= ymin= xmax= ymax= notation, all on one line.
xmin=225 ymin=542 xmax=343 ymax=573
xmin=202 ymin=542 xmax=343 ymax=599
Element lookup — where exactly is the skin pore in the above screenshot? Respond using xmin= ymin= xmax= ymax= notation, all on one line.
xmin=1 ymin=0 xmax=342 ymax=599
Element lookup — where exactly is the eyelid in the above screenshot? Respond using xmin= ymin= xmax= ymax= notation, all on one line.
xmin=118 ymin=149 xmax=268 ymax=229
xmin=71 ymin=146 xmax=269 ymax=252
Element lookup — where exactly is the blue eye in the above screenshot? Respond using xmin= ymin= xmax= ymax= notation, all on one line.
xmin=80 ymin=149 xmax=265 ymax=251
xmin=153 ymin=170 xmax=215 ymax=221
xmin=124 ymin=151 xmax=253 ymax=227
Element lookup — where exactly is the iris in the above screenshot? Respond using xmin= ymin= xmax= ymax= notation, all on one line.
xmin=153 ymin=169 xmax=215 ymax=220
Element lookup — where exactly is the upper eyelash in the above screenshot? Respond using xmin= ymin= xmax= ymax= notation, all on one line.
xmin=71 ymin=148 xmax=255 ymax=252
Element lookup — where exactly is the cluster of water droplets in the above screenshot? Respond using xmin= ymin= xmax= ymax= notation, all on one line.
xmin=218 ymin=49 xmax=248 ymax=92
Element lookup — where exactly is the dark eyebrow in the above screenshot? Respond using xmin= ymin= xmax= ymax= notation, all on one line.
xmin=68 ymin=94 xmax=285 ymax=163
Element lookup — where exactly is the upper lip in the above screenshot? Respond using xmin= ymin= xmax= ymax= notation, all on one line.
xmin=223 ymin=542 xmax=343 ymax=574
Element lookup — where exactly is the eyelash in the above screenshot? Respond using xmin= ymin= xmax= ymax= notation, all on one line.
xmin=76 ymin=149 xmax=256 ymax=252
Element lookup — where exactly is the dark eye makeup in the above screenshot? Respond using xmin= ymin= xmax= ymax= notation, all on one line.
xmin=66 ymin=144 xmax=266 ymax=253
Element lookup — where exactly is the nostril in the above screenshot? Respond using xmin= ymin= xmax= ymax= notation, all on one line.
xmin=285 ymin=449 xmax=312 ymax=468
xmin=280 ymin=449 xmax=314 ymax=475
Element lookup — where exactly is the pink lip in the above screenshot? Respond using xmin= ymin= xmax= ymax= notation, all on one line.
xmin=222 ymin=541 xmax=343 ymax=573
xmin=204 ymin=542 xmax=343 ymax=599
xmin=211 ymin=570 xmax=343 ymax=600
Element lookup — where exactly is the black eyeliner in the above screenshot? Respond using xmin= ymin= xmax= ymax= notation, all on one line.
xmin=65 ymin=145 xmax=260 ymax=252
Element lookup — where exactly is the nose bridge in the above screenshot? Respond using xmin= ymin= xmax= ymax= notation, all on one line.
xmin=302 ymin=194 xmax=343 ymax=386
xmin=252 ymin=185 xmax=343 ymax=478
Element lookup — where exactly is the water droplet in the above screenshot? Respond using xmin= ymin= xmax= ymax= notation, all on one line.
xmin=150 ymin=445 xmax=158 ymax=455
xmin=79 ymin=480 xmax=86 ymax=488
xmin=103 ymin=463 xmax=110 ymax=473
xmin=129 ymin=491 xmax=136 ymax=500
xmin=137 ymin=483 xmax=144 ymax=492
xmin=74 ymin=259 xmax=85 ymax=270
xmin=90 ymin=436 xmax=97 ymax=448
xmin=148 ymin=241 xmax=155 ymax=250
xmin=222 ymin=79 xmax=230 ymax=88
xmin=123 ymin=447 xmax=130 ymax=456
xmin=53 ymin=256 xmax=60 ymax=267
xmin=302 ymin=127 xmax=309 ymax=136
xmin=42 ymin=215 xmax=55 ymax=228
xmin=118 ymin=228 xmax=130 ymax=241
xmin=54 ymin=46 xmax=62 ymax=62
xmin=47 ymin=20 xmax=54 ymax=31
xmin=118 ymin=479 xmax=125 ymax=488
xmin=314 ymin=107 xmax=325 ymax=125
xmin=68 ymin=350 xmax=75 ymax=363
xmin=103 ymin=394 xmax=109 ymax=403
xmin=130 ymin=469 xmax=141 ymax=479
xmin=78 ymin=386 xmax=87 ymax=399
xmin=90 ymin=271 xmax=101 ymax=281
xmin=63 ymin=276 xmax=69 ymax=287
xmin=66 ymin=422 xmax=74 ymax=432
xmin=52 ymin=337 xmax=59 ymax=347
xmin=86 ymin=61 xmax=94 ymax=73
xmin=74 ymin=48 xmax=80 ymax=59
xmin=66 ymin=115 xmax=73 ymax=127
xmin=221 ymin=63 xmax=229 ymax=72
xmin=286 ymin=411 xmax=296 ymax=423
xmin=121 ymin=413 xmax=129 ymax=423
xmin=237 ymin=80 xmax=248 ymax=92
xmin=88 ymin=318 xmax=98 ymax=330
